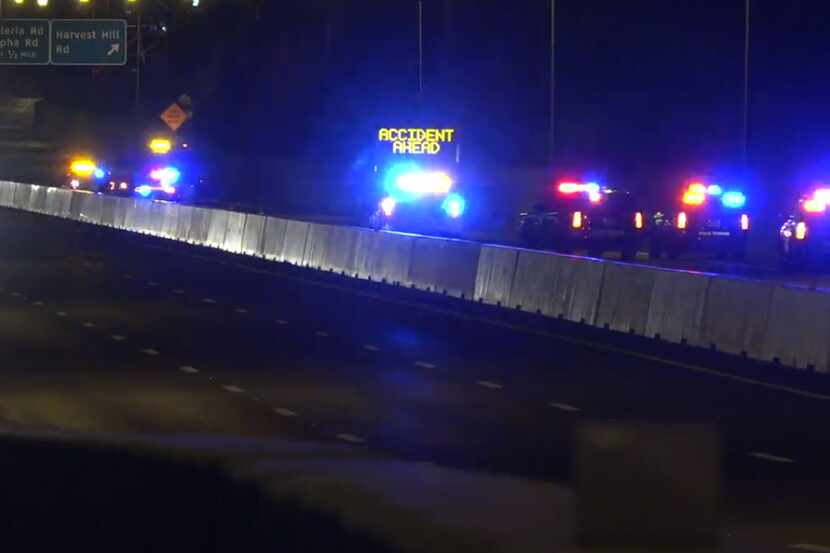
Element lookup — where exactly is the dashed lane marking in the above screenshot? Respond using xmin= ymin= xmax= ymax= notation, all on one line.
xmin=111 ymin=335 xmax=126 ymax=341
xmin=363 ymin=345 xmax=380 ymax=352
xmin=549 ymin=402 xmax=581 ymax=412
xmin=56 ymin=311 xmax=67 ymax=317
xmin=414 ymin=361 xmax=436 ymax=369
xmin=275 ymin=319 xmax=288 ymax=325
xmin=172 ymin=289 xmax=185 ymax=294
xmin=273 ymin=408 xmax=298 ymax=417
xmin=223 ymin=385 xmax=245 ymax=393
xmin=179 ymin=366 xmax=199 ymax=374
xmin=32 ymin=301 xmax=44 ymax=307
xmin=147 ymin=281 xmax=158 ymax=287
xmin=123 ymin=274 xmax=133 ymax=279
xmin=82 ymin=322 xmax=95 ymax=328
xmin=10 ymin=292 xmax=22 ymax=297
xmin=790 ymin=545 xmax=830 ymax=553
xmin=315 ymin=331 xmax=329 ymax=337
xmin=477 ymin=380 xmax=503 ymax=390
xmin=336 ymin=433 xmax=366 ymax=444
xmin=201 ymin=298 xmax=217 ymax=304
xmin=141 ymin=348 xmax=160 ymax=356
xmin=234 ymin=307 xmax=248 ymax=314
xmin=749 ymin=452 xmax=796 ymax=464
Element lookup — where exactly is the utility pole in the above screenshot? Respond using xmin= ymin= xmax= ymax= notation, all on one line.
xmin=742 ymin=0 xmax=750 ymax=167
xmin=549 ymin=0 xmax=556 ymax=164
xmin=135 ymin=8 xmax=142 ymax=117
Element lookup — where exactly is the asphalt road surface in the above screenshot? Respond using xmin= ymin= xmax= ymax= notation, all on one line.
xmin=3 ymin=205 xmax=830 ymax=552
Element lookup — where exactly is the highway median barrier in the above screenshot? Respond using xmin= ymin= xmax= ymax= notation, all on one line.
xmin=407 ymin=236 xmax=481 ymax=298
xmin=474 ymin=245 xmax=519 ymax=306
xmin=645 ymin=269 xmax=709 ymax=345
xmin=28 ymin=185 xmax=47 ymax=213
xmin=700 ymin=277 xmax=774 ymax=358
xmin=282 ymin=220 xmax=311 ymax=265
xmin=240 ymin=213 xmax=266 ymax=257
xmin=175 ymin=204 xmax=194 ymax=242
xmin=261 ymin=217 xmax=289 ymax=261
xmin=160 ymin=202 xmax=180 ymax=239
xmin=187 ymin=206 xmax=211 ymax=245
xmin=13 ymin=181 xmax=31 ymax=210
xmin=303 ymin=223 xmax=361 ymax=275
xmin=223 ymin=211 xmax=247 ymax=254
xmin=206 ymin=209 xmax=229 ymax=248
xmin=100 ymin=195 xmax=117 ymax=227
xmin=595 ymin=262 xmax=657 ymax=335
xmin=353 ymin=229 xmax=414 ymax=284
xmin=762 ymin=285 xmax=830 ymax=371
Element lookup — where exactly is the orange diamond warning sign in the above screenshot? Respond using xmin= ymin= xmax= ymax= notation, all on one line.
xmin=160 ymin=102 xmax=188 ymax=132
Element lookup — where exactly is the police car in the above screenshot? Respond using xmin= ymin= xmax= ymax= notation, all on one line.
xmin=518 ymin=180 xmax=647 ymax=259
xmin=651 ymin=181 xmax=750 ymax=259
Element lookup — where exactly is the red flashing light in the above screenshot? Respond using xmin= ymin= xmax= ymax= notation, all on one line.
xmin=558 ymin=182 xmax=580 ymax=194
xmin=803 ymin=198 xmax=826 ymax=213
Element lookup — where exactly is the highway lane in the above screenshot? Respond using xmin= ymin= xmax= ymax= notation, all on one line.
xmin=3 ymin=206 xmax=830 ymax=549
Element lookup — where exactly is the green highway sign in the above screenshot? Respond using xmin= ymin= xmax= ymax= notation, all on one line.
xmin=51 ymin=19 xmax=127 ymax=66
xmin=0 ymin=20 xmax=50 ymax=65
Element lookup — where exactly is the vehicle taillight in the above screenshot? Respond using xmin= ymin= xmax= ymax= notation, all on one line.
xmin=635 ymin=211 xmax=644 ymax=229
xmin=572 ymin=211 xmax=583 ymax=229
xmin=796 ymin=221 xmax=807 ymax=240
xmin=558 ymin=182 xmax=580 ymax=194
xmin=740 ymin=214 xmax=749 ymax=231
xmin=803 ymin=198 xmax=826 ymax=213
xmin=677 ymin=212 xmax=687 ymax=229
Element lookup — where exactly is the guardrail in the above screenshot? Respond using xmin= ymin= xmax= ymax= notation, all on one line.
xmin=1 ymin=180 xmax=826 ymax=373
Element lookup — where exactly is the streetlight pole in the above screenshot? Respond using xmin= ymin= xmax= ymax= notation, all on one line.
xmin=549 ymin=0 xmax=556 ymax=164
xmin=417 ymin=0 xmax=423 ymax=97
xmin=135 ymin=8 xmax=142 ymax=117
xmin=742 ymin=0 xmax=750 ymax=167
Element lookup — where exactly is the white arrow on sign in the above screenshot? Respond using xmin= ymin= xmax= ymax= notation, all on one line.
xmin=107 ymin=43 xmax=120 ymax=56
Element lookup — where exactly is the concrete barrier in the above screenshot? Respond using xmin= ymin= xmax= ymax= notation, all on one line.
xmin=223 ymin=211 xmax=246 ymax=253
xmin=762 ymin=286 xmax=830 ymax=371
xmin=28 ymin=185 xmax=47 ymax=213
xmin=175 ymin=204 xmax=193 ymax=242
xmin=645 ymin=270 xmax=710 ymax=345
xmin=474 ymin=245 xmax=519 ymax=306
xmin=282 ymin=220 xmax=310 ymax=265
xmin=13 ymin=181 xmax=31 ymax=209
xmin=302 ymin=223 xmax=361 ymax=274
xmin=81 ymin=193 xmax=103 ymax=225
xmin=100 ymin=196 xmax=117 ymax=227
xmin=240 ymin=213 xmax=266 ymax=256
xmin=595 ymin=263 xmax=657 ymax=335
xmin=0 ymin=181 xmax=12 ymax=207
xmin=188 ymin=207 xmax=211 ymax=245
xmin=261 ymin=217 xmax=288 ymax=261
xmin=160 ymin=202 xmax=180 ymax=238
xmin=407 ymin=236 xmax=481 ymax=298
xmin=353 ymin=229 xmax=414 ymax=284
xmin=700 ymin=278 xmax=775 ymax=357
xmin=509 ymin=251 xmax=605 ymax=323
xmin=148 ymin=201 xmax=166 ymax=236
xmin=132 ymin=198 xmax=152 ymax=234
xmin=205 ymin=208 xmax=229 ymax=248
xmin=68 ymin=191 xmax=85 ymax=220
xmin=123 ymin=198 xmax=138 ymax=230
xmin=113 ymin=196 xmax=130 ymax=229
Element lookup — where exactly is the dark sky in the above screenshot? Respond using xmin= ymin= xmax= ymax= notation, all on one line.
xmin=4 ymin=0 xmax=830 ymax=207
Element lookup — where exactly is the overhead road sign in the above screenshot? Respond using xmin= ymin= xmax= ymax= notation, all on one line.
xmin=0 ymin=20 xmax=50 ymax=65
xmin=51 ymin=19 xmax=127 ymax=66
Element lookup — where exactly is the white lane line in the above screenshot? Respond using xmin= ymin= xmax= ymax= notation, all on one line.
xmin=549 ymin=402 xmax=582 ymax=412
xmin=790 ymin=545 xmax=830 ymax=553
xmin=82 ymin=322 xmax=95 ymax=328
xmin=147 ymin=281 xmax=158 ymax=287
xmin=223 ymin=385 xmax=245 ymax=393
xmin=171 ymin=289 xmax=184 ymax=295
xmin=477 ymin=380 xmax=503 ymax=390
xmin=32 ymin=301 xmax=44 ymax=307
xmin=10 ymin=292 xmax=22 ymax=297
xmin=336 ymin=433 xmax=366 ymax=444
xmin=414 ymin=361 xmax=436 ymax=369
xmin=363 ymin=344 xmax=380 ymax=352
xmin=275 ymin=319 xmax=288 ymax=325
xmin=123 ymin=274 xmax=133 ymax=279
xmin=141 ymin=348 xmax=160 ymax=356
xmin=749 ymin=451 xmax=796 ymax=464
xmin=234 ymin=307 xmax=248 ymax=314
xmin=178 ymin=366 xmax=199 ymax=374
xmin=315 ymin=331 xmax=329 ymax=337
xmin=56 ymin=311 xmax=68 ymax=317
xmin=111 ymin=334 xmax=126 ymax=341
xmin=273 ymin=408 xmax=298 ymax=417
xmin=201 ymin=298 xmax=217 ymax=304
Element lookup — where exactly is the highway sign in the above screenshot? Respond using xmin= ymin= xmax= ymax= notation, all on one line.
xmin=160 ymin=103 xmax=189 ymax=132
xmin=0 ymin=20 xmax=50 ymax=65
xmin=51 ymin=19 xmax=127 ymax=66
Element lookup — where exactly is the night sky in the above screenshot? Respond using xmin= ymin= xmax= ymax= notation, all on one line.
xmin=4 ymin=0 xmax=830 ymax=208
